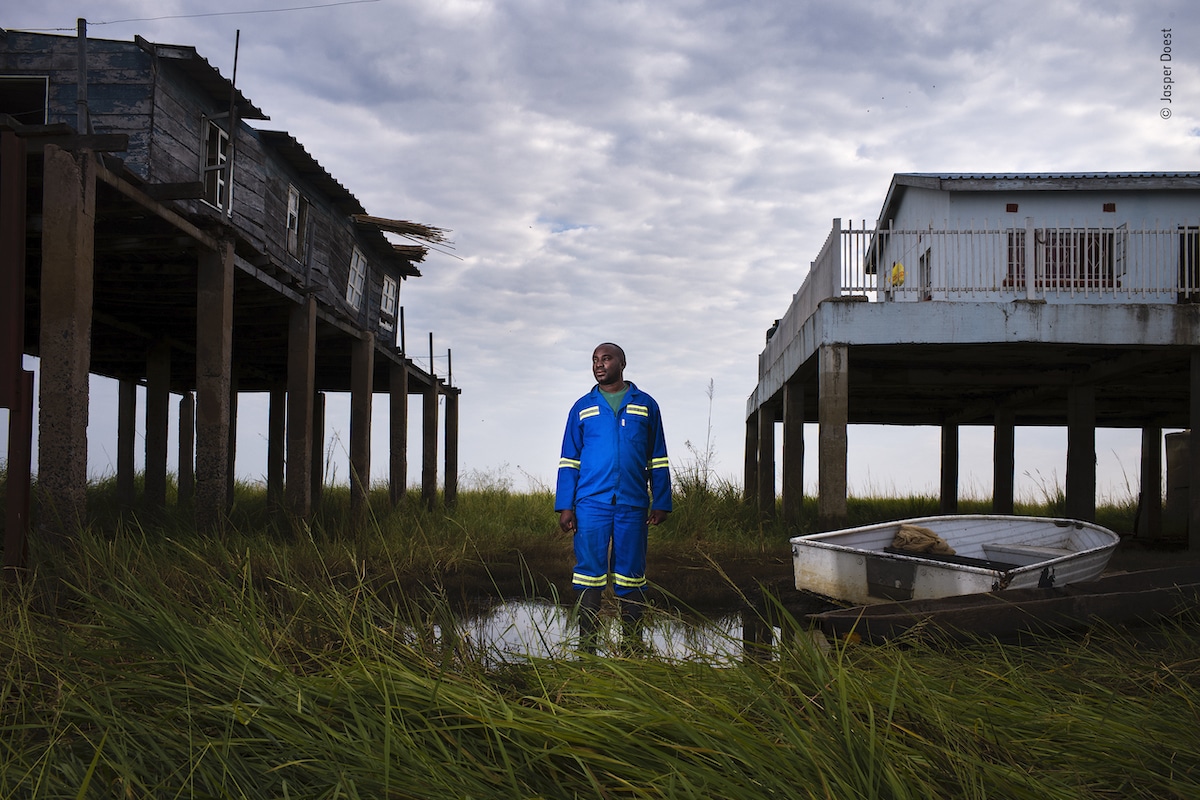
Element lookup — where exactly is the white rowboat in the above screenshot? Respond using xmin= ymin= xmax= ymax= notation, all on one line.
xmin=790 ymin=515 xmax=1121 ymax=605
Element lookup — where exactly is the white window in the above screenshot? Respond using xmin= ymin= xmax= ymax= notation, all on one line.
xmin=202 ymin=120 xmax=230 ymax=210
xmin=347 ymin=247 xmax=368 ymax=310
xmin=380 ymin=274 xmax=398 ymax=331
xmin=286 ymin=185 xmax=309 ymax=260
xmin=918 ymin=247 xmax=932 ymax=301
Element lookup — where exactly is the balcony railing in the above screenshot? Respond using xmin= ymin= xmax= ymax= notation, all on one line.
xmin=761 ymin=218 xmax=1200 ymax=374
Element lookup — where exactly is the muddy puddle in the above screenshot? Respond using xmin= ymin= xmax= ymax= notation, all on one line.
xmin=445 ymin=599 xmax=804 ymax=664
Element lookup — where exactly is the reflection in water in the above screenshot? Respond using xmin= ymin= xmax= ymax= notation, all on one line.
xmin=454 ymin=599 xmax=782 ymax=664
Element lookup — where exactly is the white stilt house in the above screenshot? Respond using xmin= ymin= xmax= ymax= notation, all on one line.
xmin=747 ymin=172 xmax=1200 ymax=546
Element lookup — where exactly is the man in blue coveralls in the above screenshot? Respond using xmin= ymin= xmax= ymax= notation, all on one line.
xmin=556 ymin=343 xmax=672 ymax=653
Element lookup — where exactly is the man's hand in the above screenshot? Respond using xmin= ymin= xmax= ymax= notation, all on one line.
xmin=559 ymin=509 xmax=578 ymax=534
xmin=648 ymin=509 xmax=669 ymax=526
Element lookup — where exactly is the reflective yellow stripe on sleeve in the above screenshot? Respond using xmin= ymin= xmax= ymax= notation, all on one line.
xmin=650 ymin=457 xmax=670 ymax=470
xmin=559 ymin=457 xmax=581 ymax=470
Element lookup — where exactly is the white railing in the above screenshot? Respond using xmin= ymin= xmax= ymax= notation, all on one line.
xmin=760 ymin=218 xmax=1200 ymax=379
xmin=837 ymin=219 xmax=1199 ymax=303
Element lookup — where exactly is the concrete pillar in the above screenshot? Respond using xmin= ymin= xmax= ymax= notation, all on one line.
xmin=145 ymin=341 xmax=170 ymax=510
xmin=445 ymin=390 xmax=459 ymax=508
xmin=940 ymin=422 xmax=959 ymax=514
xmin=0 ymin=129 xmax=26 ymax=409
xmin=226 ymin=375 xmax=238 ymax=505
xmin=38 ymin=144 xmax=95 ymax=541
xmin=350 ymin=333 xmax=375 ymax=523
xmin=1 ymin=131 xmax=30 ymax=573
xmin=178 ymin=392 xmax=194 ymax=508
xmin=286 ymin=296 xmax=316 ymax=519
xmin=782 ymin=380 xmax=805 ymax=527
xmin=817 ymin=344 xmax=848 ymax=530
xmin=1190 ymin=352 xmax=1200 ymax=550
xmin=993 ymin=409 xmax=1015 ymax=514
xmin=743 ymin=412 xmax=759 ymax=504
xmin=194 ymin=238 xmax=234 ymax=532
xmin=267 ymin=387 xmax=285 ymax=507
xmin=1139 ymin=426 xmax=1163 ymax=539
xmin=3 ymin=370 xmax=34 ymax=574
xmin=757 ymin=400 xmax=776 ymax=519
xmin=117 ymin=379 xmax=137 ymax=510
xmin=311 ymin=391 xmax=325 ymax=513
xmin=389 ymin=361 xmax=409 ymax=505
xmin=1065 ymin=384 xmax=1097 ymax=522
xmin=421 ymin=380 xmax=439 ymax=511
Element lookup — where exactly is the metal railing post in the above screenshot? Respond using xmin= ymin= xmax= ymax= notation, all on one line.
xmin=1024 ymin=216 xmax=1037 ymax=300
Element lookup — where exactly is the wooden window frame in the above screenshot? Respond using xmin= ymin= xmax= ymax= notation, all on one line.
xmin=379 ymin=274 xmax=398 ymax=331
xmin=201 ymin=119 xmax=231 ymax=210
xmin=346 ymin=247 xmax=368 ymax=310
xmin=286 ymin=185 xmax=309 ymax=261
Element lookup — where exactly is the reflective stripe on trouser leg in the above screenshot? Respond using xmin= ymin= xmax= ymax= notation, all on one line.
xmin=572 ymin=501 xmax=613 ymax=591
xmin=572 ymin=501 xmax=649 ymax=596
xmin=611 ymin=504 xmax=648 ymax=597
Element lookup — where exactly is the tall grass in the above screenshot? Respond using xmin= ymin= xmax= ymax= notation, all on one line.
xmin=2 ymin=529 xmax=1198 ymax=798
xmin=0 ymin=470 xmax=1188 ymax=798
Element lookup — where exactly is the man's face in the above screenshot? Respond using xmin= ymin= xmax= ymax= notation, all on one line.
xmin=592 ymin=345 xmax=625 ymax=386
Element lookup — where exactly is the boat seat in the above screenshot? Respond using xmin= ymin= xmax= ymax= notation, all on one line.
xmin=883 ymin=547 xmax=1021 ymax=571
xmin=983 ymin=543 xmax=1072 ymax=564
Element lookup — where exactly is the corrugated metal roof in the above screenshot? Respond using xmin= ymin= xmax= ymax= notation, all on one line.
xmin=135 ymin=36 xmax=269 ymax=121
xmin=876 ymin=172 xmax=1200 ymax=227
xmin=901 ymin=172 xmax=1200 ymax=180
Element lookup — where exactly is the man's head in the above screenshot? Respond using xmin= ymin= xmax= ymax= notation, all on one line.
xmin=592 ymin=342 xmax=626 ymax=390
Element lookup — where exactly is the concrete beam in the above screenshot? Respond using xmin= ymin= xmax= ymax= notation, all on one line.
xmin=743 ymin=412 xmax=759 ymax=505
xmin=1 ymin=130 xmax=27 ymax=409
xmin=267 ymin=387 xmax=285 ymax=508
xmin=389 ymin=361 xmax=409 ymax=506
xmin=286 ymin=296 xmax=317 ymax=519
xmin=194 ymin=238 xmax=234 ymax=531
xmin=350 ymin=333 xmax=374 ymax=522
xmin=117 ymin=379 xmax=136 ymax=510
xmin=38 ymin=145 xmax=95 ymax=542
xmin=817 ymin=344 xmax=848 ymax=530
xmin=782 ymin=380 xmax=805 ymax=528
xmin=312 ymin=392 xmax=325 ymax=513
xmin=1139 ymin=426 xmax=1163 ymax=539
xmin=445 ymin=391 xmax=459 ymax=508
xmin=3 ymin=370 xmax=34 ymax=574
xmin=422 ymin=381 xmax=439 ymax=511
xmin=226 ymin=375 xmax=238 ymax=504
xmin=993 ymin=409 xmax=1015 ymax=514
xmin=1191 ymin=352 xmax=1200 ymax=551
xmin=757 ymin=399 xmax=776 ymax=520
xmin=1065 ymin=384 xmax=1097 ymax=521
xmin=178 ymin=392 xmax=194 ymax=509
xmin=145 ymin=341 xmax=170 ymax=510
xmin=940 ymin=423 xmax=959 ymax=514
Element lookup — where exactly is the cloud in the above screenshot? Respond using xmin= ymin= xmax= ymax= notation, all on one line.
xmin=4 ymin=0 xmax=1196 ymax=499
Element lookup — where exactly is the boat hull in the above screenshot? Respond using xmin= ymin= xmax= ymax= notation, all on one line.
xmin=790 ymin=515 xmax=1120 ymax=605
xmin=808 ymin=565 xmax=1200 ymax=643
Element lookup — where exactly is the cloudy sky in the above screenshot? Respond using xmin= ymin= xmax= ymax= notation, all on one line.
xmin=4 ymin=0 xmax=1199 ymax=501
